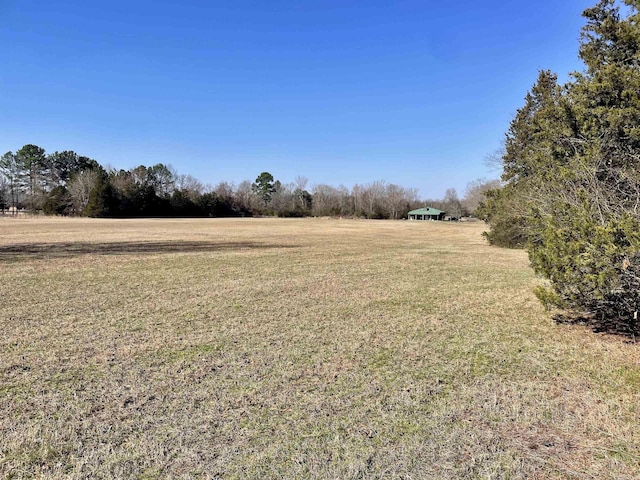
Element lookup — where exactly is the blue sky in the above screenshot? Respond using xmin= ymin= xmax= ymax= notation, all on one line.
xmin=0 ymin=0 xmax=594 ymax=198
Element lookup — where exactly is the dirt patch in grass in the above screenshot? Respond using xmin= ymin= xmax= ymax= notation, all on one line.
xmin=0 ymin=240 xmax=296 ymax=262
xmin=1 ymin=217 xmax=639 ymax=478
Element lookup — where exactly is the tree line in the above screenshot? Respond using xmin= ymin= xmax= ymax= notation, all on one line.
xmin=0 ymin=145 xmax=496 ymax=219
xmin=478 ymin=0 xmax=640 ymax=334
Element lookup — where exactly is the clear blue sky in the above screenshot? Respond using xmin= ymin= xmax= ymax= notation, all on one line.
xmin=0 ymin=0 xmax=594 ymax=198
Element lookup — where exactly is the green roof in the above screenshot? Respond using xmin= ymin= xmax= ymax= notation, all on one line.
xmin=408 ymin=207 xmax=445 ymax=215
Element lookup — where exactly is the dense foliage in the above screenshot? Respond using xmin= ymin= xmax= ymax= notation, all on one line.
xmin=481 ymin=0 xmax=640 ymax=333
xmin=1 ymin=149 xmax=494 ymax=220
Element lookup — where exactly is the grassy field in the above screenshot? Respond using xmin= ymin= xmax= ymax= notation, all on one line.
xmin=1 ymin=217 xmax=640 ymax=479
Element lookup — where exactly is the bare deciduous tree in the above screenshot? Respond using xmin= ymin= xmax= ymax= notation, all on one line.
xmin=443 ymin=188 xmax=462 ymax=217
xmin=312 ymin=184 xmax=340 ymax=216
xmin=175 ymin=174 xmax=204 ymax=200
xmin=385 ymin=184 xmax=409 ymax=220
xmin=463 ymin=178 xmax=501 ymax=214
xmin=362 ymin=180 xmax=386 ymax=218
xmin=235 ymin=180 xmax=256 ymax=212
xmin=68 ymin=169 xmax=100 ymax=215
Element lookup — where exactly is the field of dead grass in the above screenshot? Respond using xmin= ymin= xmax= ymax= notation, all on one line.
xmin=1 ymin=217 xmax=640 ymax=479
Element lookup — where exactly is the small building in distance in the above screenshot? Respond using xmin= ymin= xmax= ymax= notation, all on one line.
xmin=407 ymin=207 xmax=445 ymax=221
xmin=3 ymin=206 xmax=27 ymax=216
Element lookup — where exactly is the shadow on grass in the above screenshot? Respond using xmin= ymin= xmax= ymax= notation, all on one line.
xmin=554 ymin=313 xmax=639 ymax=340
xmin=0 ymin=241 xmax=296 ymax=262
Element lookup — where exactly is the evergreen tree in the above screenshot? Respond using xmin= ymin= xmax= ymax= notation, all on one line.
xmin=485 ymin=0 xmax=640 ymax=333
xmin=481 ymin=70 xmax=575 ymax=248
xmin=85 ymin=175 xmax=117 ymax=217
xmin=15 ymin=144 xmax=47 ymax=210
xmin=252 ymin=172 xmax=276 ymax=207
xmin=42 ymin=186 xmax=72 ymax=215
xmin=528 ymin=1 xmax=640 ymax=333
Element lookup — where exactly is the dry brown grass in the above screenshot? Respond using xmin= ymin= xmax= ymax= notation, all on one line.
xmin=1 ymin=217 xmax=640 ymax=479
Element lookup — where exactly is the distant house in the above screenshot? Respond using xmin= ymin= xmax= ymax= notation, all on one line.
xmin=4 ymin=206 xmax=27 ymax=216
xmin=408 ymin=207 xmax=445 ymax=221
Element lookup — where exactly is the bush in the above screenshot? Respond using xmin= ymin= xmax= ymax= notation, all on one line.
xmin=529 ymin=210 xmax=640 ymax=333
